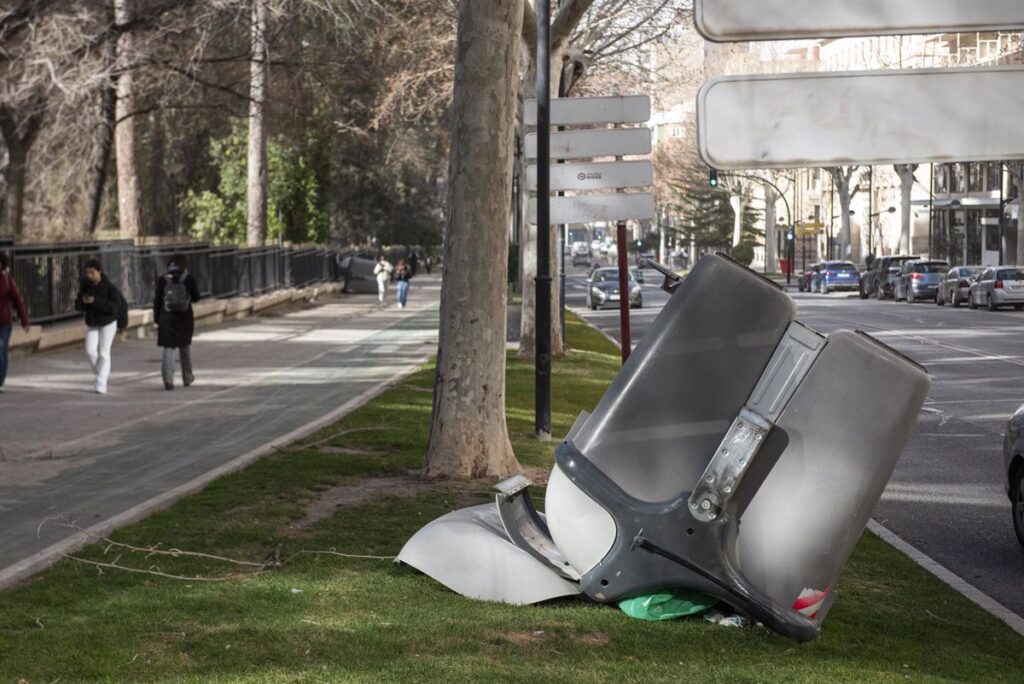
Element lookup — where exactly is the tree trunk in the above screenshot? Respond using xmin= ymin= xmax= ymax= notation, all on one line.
xmin=829 ymin=167 xmax=857 ymax=261
xmin=85 ymin=18 xmax=118 ymax=236
xmin=114 ymin=0 xmax=142 ymax=240
xmin=0 ymin=106 xmax=43 ymax=240
xmin=895 ymin=164 xmax=917 ymax=255
xmin=246 ymin=0 xmax=268 ymax=247
xmin=729 ymin=193 xmax=743 ymax=247
xmin=426 ymin=0 xmax=523 ymax=480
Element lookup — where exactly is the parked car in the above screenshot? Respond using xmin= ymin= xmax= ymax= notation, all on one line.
xmin=968 ymin=266 xmax=1024 ymax=311
xmin=894 ymin=260 xmax=948 ymax=303
xmin=859 ymin=255 xmax=919 ymax=299
xmin=936 ymin=266 xmax=983 ymax=307
xmin=636 ymin=251 xmax=656 ymax=269
xmin=586 ymin=266 xmax=642 ymax=310
xmin=1002 ymin=402 xmax=1024 ymax=549
xmin=337 ymin=250 xmax=380 ymax=294
xmin=572 ymin=249 xmax=592 ymax=267
xmin=814 ymin=260 xmax=861 ymax=294
xmin=797 ymin=263 xmax=822 ymax=292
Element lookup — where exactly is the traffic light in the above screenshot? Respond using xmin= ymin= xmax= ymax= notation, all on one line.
xmin=786 ymin=226 xmax=795 ymax=242
xmin=708 ymin=169 xmax=719 ymax=187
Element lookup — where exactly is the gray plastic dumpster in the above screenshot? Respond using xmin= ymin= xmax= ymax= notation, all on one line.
xmin=397 ymin=254 xmax=930 ymax=641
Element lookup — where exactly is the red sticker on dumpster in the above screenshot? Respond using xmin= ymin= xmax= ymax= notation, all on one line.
xmin=793 ymin=587 xmax=831 ymax=618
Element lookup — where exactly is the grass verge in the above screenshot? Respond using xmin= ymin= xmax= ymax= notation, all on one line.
xmin=1 ymin=312 xmax=1022 ymax=682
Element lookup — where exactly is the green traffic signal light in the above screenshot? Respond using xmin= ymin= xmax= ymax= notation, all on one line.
xmin=708 ymin=169 xmax=719 ymax=187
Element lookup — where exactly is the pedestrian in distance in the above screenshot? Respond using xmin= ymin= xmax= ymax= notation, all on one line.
xmin=408 ymin=250 xmax=419 ymax=276
xmin=395 ymin=258 xmax=412 ymax=309
xmin=153 ymin=254 xmax=200 ymax=391
xmin=374 ymin=255 xmax=394 ymax=306
xmin=75 ymin=259 xmax=128 ymax=395
xmin=424 ymin=254 xmax=433 ymax=275
xmin=0 ymin=252 xmax=31 ymax=394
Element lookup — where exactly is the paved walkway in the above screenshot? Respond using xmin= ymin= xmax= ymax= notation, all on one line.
xmin=0 ymin=277 xmax=440 ymax=586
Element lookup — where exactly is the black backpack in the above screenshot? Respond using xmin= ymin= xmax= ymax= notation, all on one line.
xmin=163 ymin=275 xmax=191 ymax=313
xmin=114 ymin=287 xmax=129 ymax=330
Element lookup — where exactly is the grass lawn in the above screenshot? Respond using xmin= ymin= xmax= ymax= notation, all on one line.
xmin=2 ymin=313 xmax=1023 ymax=682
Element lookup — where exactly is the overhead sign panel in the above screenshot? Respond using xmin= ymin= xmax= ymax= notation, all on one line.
xmin=528 ymin=193 xmax=654 ymax=225
xmin=526 ymin=160 xmax=652 ymax=192
xmin=525 ymin=128 xmax=650 ymax=160
xmin=524 ymin=95 xmax=651 ymax=127
xmin=697 ymin=67 xmax=1024 ymax=169
xmin=694 ymin=0 xmax=1024 ymax=41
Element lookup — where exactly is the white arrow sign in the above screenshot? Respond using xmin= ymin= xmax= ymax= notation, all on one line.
xmin=694 ymin=0 xmax=1024 ymax=41
xmin=527 ymin=160 xmax=652 ymax=192
xmin=525 ymin=128 xmax=650 ymax=160
xmin=528 ymin=193 xmax=655 ymax=225
xmin=524 ymin=95 xmax=651 ymax=127
xmin=698 ymin=67 xmax=1024 ymax=169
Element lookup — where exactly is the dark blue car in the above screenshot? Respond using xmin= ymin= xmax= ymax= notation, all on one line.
xmin=813 ymin=260 xmax=861 ymax=294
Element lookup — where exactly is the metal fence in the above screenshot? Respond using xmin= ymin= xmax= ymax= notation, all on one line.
xmin=4 ymin=240 xmax=345 ymax=325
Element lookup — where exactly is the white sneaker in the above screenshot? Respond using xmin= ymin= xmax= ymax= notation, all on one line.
xmin=95 ymin=386 xmax=107 ymax=395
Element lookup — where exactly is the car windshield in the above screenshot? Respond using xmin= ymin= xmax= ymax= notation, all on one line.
xmin=997 ymin=269 xmax=1024 ymax=280
xmin=594 ymin=269 xmax=636 ymax=283
xmin=913 ymin=263 xmax=947 ymax=273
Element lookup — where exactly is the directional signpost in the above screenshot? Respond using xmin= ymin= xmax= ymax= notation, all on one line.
xmin=695 ymin=0 xmax=1024 ymax=41
xmin=698 ymin=67 xmax=1024 ymax=169
xmin=526 ymin=93 xmax=652 ymax=373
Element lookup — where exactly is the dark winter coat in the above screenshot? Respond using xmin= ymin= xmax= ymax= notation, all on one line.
xmin=154 ymin=272 xmax=200 ymax=348
xmin=0 ymin=270 xmax=30 ymax=328
xmin=74 ymin=274 xmax=120 ymax=327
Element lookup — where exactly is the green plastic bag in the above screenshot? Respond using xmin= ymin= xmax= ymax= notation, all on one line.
xmin=618 ymin=591 xmax=715 ymax=622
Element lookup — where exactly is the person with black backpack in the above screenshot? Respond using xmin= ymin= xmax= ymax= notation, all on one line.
xmin=75 ymin=258 xmax=127 ymax=395
xmin=153 ymin=254 xmax=200 ymax=391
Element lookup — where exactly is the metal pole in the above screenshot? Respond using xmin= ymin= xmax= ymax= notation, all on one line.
xmin=534 ymin=0 xmax=552 ymax=440
xmin=999 ymin=162 xmax=1005 ymax=264
xmin=928 ymin=164 xmax=933 ymax=258
xmin=868 ymin=166 xmax=874 ymax=256
xmin=557 ymin=69 xmax=568 ymax=346
xmin=616 ymin=219 xmax=632 ymax=363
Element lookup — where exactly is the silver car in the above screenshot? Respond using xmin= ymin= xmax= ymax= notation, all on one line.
xmin=1003 ymin=403 xmax=1024 ymax=549
xmin=895 ymin=260 xmax=948 ymax=303
xmin=586 ymin=267 xmax=642 ymax=310
xmin=936 ymin=266 xmax=983 ymax=307
xmin=968 ymin=266 xmax=1024 ymax=311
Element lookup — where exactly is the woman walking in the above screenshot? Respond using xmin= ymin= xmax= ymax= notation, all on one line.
xmin=0 ymin=252 xmax=31 ymax=393
xmin=373 ymin=255 xmax=393 ymax=306
xmin=75 ymin=259 xmax=122 ymax=394
xmin=153 ymin=254 xmax=200 ymax=390
xmin=395 ymin=259 xmax=412 ymax=309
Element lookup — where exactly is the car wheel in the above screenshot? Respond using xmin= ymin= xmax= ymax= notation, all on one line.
xmin=906 ymin=292 xmax=914 ymax=303
xmin=935 ymin=291 xmax=944 ymax=306
xmin=988 ymin=294 xmax=998 ymax=312
xmin=951 ymin=289 xmax=960 ymax=308
xmin=875 ymin=280 xmax=885 ymax=300
xmin=969 ymin=292 xmax=978 ymax=309
xmin=1012 ymin=466 xmax=1024 ymax=550
xmin=859 ymin=282 xmax=869 ymax=299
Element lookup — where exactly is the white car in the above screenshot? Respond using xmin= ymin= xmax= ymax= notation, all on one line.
xmin=968 ymin=266 xmax=1024 ymax=311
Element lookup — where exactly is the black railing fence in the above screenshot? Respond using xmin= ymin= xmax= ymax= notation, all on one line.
xmin=4 ymin=240 xmax=345 ymax=324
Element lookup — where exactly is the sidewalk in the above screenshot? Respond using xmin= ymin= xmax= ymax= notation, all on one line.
xmin=0 ymin=277 xmax=440 ymax=586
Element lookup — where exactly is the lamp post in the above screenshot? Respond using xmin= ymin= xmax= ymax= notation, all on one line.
xmin=852 ymin=206 xmax=896 ymax=258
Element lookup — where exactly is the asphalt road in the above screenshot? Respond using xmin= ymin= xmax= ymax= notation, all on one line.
xmin=566 ymin=264 xmax=1024 ymax=618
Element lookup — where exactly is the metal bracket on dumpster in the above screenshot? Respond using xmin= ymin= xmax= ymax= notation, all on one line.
xmin=643 ymin=259 xmax=684 ymax=294
xmin=689 ymin=322 xmax=825 ymax=523
xmin=495 ymin=475 xmax=581 ymax=581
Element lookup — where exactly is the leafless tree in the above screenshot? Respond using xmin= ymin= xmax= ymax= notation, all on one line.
xmin=894 ymin=163 xmax=918 ymax=255
xmin=827 ymin=166 xmax=862 ymax=261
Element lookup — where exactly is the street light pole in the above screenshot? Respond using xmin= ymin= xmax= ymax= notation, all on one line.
xmin=534 ymin=0 xmax=552 ymax=441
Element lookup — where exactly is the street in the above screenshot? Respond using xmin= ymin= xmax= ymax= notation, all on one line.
xmin=567 ymin=264 xmax=1024 ymax=619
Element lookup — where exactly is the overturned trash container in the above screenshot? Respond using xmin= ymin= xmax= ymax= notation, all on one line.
xmin=398 ymin=254 xmax=930 ymax=641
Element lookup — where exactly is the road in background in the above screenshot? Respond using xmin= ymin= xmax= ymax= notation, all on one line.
xmin=567 ymin=266 xmax=1024 ymax=618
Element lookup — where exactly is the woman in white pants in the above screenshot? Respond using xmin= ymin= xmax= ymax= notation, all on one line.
xmin=373 ymin=255 xmax=393 ymax=306
xmin=75 ymin=259 xmax=122 ymax=394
